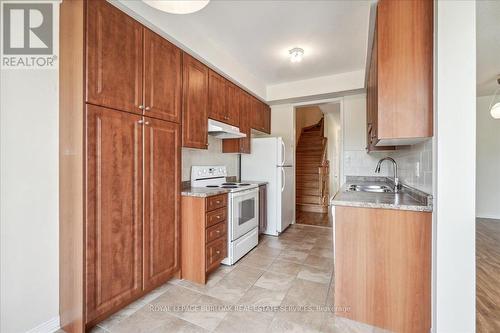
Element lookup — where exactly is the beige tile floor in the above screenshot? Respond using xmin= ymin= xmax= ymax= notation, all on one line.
xmin=77 ymin=224 xmax=389 ymax=333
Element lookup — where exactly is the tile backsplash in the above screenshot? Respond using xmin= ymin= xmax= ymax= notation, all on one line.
xmin=343 ymin=140 xmax=433 ymax=194
xmin=181 ymin=136 xmax=239 ymax=182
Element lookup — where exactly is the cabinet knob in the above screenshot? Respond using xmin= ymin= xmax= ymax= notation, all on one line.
xmin=139 ymin=105 xmax=145 ymax=110
xmin=138 ymin=120 xmax=144 ymax=124
xmin=145 ymin=121 xmax=150 ymax=126
xmin=216 ymin=250 xmax=220 ymax=254
xmin=216 ymin=230 xmax=220 ymax=234
xmin=145 ymin=106 xmax=151 ymax=111
xmin=216 ymin=215 xmax=220 ymax=219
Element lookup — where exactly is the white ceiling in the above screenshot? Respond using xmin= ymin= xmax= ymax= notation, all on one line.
xmin=116 ymin=0 xmax=372 ymax=87
xmin=477 ymin=1 xmax=500 ymax=96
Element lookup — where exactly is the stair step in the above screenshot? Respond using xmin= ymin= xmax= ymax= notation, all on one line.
xmin=297 ymin=195 xmax=322 ymax=205
xmin=297 ymin=150 xmax=323 ymax=155
xmin=296 ymin=203 xmax=329 ymax=213
xmin=296 ymin=168 xmax=319 ymax=175
xmin=296 ymin=181 xmax=319 ymax=189
xmin=296 ymin=174 xmax=319 ymax=181
xmin=297 ymin=188 xmax=321 ymax=196
xmin=297 ymin=144 xmax=323 ymax=152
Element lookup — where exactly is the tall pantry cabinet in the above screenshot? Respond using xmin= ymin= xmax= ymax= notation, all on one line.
xmin=60 ymin=1 xmax=180 ymax=331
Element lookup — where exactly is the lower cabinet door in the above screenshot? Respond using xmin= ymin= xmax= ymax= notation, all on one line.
xmin=143 ymin=118 xmax=181 ymax=289
xmin=86 ymin=104 xmax=143 ymax=322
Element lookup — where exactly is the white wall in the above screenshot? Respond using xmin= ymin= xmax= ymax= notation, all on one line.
xmin=0 ymin=37 xmax=60 ymax=333
xmin=323 ymin=106 xmax=342 ymax=195
xmin=267 ymin=70 xmax=365 ymax=102
xmin=182 ymin=136 xmax=240 ymax=181
xmin=342 ymin=94 xmax=433 ymax=193
xmin=476 ymin=95 xmax=500 ymax=219
xmin=435 ymin=1 xmax=476 ymax=332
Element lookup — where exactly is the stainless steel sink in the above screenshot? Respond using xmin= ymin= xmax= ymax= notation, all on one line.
xmin=346 ymin=184 xmax=394 ymax=193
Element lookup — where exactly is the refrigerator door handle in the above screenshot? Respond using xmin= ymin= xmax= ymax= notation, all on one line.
xmin=281 ymin=167 xmax=285 ymax=192
xmin=281 ymin=140 xmax=286 ymax=166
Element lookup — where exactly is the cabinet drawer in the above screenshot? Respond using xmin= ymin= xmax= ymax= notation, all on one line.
xmin=206 ymin=194 xmax=227 ymax=212
xmin=206 ymin=237 xmax=227 ymax=272
xmin=206 ymin=221 xmax=227 ymax=243
xmin=206 ymin=207 xmax=226 ymax=228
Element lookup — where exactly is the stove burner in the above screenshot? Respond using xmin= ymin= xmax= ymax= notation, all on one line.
xmin=206 ymin=185 xmax=219 ymax=188
xmin=239 ymin=183 xmax=250 ymax=186
xmin=221 ymin=185 xmax=238 ymax=188
xmin=222 ymin=182 xmax=237 ymax=186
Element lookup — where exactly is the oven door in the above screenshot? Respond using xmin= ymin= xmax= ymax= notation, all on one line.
xmin=230 ymin=188 xmax=259 ymax=241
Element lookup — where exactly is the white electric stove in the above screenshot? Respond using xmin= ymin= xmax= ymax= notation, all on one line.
xmin=191 ymin=166 xmax=259 ymax=265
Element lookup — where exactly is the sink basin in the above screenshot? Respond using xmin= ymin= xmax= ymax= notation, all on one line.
xmin=346 ymin=184 xmax=394 ymax=193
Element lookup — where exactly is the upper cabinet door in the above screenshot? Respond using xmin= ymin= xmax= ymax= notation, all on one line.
xmin=182 ymin=54 xmax=209 ymax=149
xmin=250 ymin=97 xmax=261 ymax=131
xmin=86 ymin=105 xmax=143 ymax=322
xmin=143 ymin=29 xmax=182 ymax=123
xmin=143 ymin=118 xmax=181 ymax=289
xmin=208 ymin=70 xmax=227 ymax=123
xmin=262 ymin=104 xmax=271 ymax=134
xmin=239 ymin=92 xmax=252 ymax=153
xmin=377 ymin=0 xmax=433 ymax=140
xmin=86 ymin=0 xmax=143 ymax=114
xmin=225 ymin=82 xmax=240 ymax=127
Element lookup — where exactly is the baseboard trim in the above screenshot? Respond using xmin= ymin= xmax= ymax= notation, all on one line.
xmin=26 ymin=316 xmax=60 ymax=333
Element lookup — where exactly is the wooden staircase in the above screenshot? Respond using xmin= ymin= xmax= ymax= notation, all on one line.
xmin=296 ymin=118 xmax=329 ymax=213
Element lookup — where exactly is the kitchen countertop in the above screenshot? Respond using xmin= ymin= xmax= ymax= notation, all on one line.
xmin=331 ymin=176 xmax=433 ymax=212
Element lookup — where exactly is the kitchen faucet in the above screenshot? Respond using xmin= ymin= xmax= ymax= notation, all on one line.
xmin=375 ymin=157 xmax=401 ymax=192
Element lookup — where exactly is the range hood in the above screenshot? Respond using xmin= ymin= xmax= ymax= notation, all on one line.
xmin=207 ymin=119 xmax=246 ymax=139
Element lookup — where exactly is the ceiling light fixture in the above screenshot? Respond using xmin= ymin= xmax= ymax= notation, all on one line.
xmin=490 ymin=77 xmax=500 ymax=119
xmin=142 ymin=0 xmax=210 ymax=14
xmin=289 ymin=47 xmax=304 ymax=63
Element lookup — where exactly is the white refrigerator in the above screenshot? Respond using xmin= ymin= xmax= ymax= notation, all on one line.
xmin=241 ymin=137 xmax=294 ymax=236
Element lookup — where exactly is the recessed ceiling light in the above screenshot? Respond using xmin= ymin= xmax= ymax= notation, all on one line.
xmin=142 ymin=0 xmax=210 ymax=14
xmin=289 ymin=47 xmax=304 ymax=63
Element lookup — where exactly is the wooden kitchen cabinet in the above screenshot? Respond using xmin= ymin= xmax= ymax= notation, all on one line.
xmin=208 ymin=70 xmax=240 ymax=127
xmin=334 ymin=206 xmax=431 ymax=333
xmin=182 ymin=54 xmax=209 ymax=149
xmin=222 ymin=90 xmax=251 ymax=153
xmin=85 ymin=106 xmax=181 ymax=327
xmin=366 ymin=0 xmax=433 ymax=151
xmin=143 ymin=29 xmax=182 ymax=123
xmin=87 ymin=1 xmax=182 ymax=122
xmin=208 ymin=70 xmax=227 ymax=123
xmin=86 ymin=0 xmax=143 ymax=114
xmin=143 ymin=118 xmax=181 ymax=290
xmin=181 ymin=194 xmax=228 ymax=284
xmin=251 ymin=97 xmax=271 ymax=134
xmin=85 ymin=105 xmax=144 ymax=323
xmin=225 ymin=81 xmax=240 ymax=126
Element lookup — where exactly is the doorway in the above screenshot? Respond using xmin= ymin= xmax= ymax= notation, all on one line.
xmin=294 ymin=101 xmax=342 ymax=228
